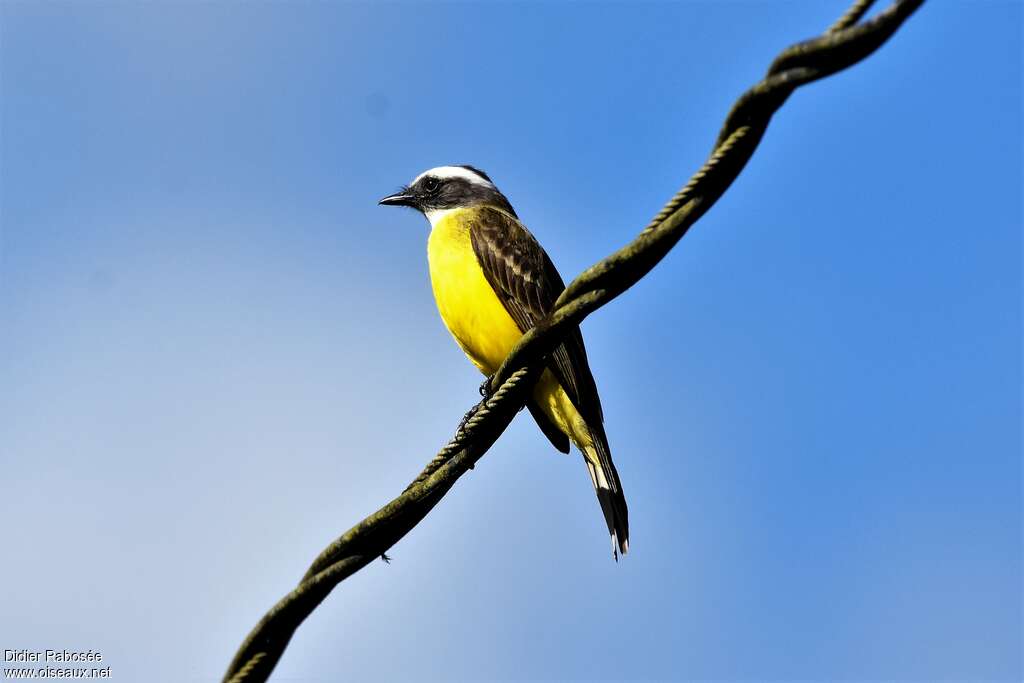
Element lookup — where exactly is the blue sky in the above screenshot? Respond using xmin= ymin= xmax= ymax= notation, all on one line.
xmin=1 ymin=1 xmax=1020 ymax=681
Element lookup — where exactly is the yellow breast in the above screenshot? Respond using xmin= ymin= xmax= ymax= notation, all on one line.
xmin=426 ymin=207 xmax=591 ymax=449
xmin=427 ymin=209 xmax=524 ymax=376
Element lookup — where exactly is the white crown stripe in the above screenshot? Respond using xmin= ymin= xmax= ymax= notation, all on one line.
xmin=413 ymin=166 xmax=494 ymax=188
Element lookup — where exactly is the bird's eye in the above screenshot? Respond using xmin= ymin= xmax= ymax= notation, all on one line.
xmin=422 ymin=177 xmax=440 ymax=193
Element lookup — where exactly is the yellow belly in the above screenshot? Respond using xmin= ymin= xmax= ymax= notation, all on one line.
xmin=427 ymin=209 xmax=591 ymax=448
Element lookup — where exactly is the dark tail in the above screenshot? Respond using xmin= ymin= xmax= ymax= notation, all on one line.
xmin=583 ymin=443 xmax=629 ymax=560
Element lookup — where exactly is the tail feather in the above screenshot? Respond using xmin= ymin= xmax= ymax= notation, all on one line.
xmin=584 ymin=451 xmax=629 ymax=560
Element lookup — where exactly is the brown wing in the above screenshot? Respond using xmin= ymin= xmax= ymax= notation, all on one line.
xmin=468 ymin=205 xmax=614 ymax=450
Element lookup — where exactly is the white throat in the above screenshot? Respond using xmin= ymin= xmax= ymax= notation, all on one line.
xmin=424 ymin=207 xmax=459 ymax=228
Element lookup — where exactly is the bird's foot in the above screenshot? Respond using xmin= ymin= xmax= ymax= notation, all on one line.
xmin=456 ymin=376 xmax=492 ymax=433
xmin=457 ymin=399 xmax=484 ymax=435
xmin=381 ymin=552 xmax=391 ymax=564
xmin=452 ymin=377 xmax=495 ymax=465
xmin=458 ymin=405 xmax=476 ymax=432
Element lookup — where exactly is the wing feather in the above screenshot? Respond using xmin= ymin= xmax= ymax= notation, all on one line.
xmin=469 ymin=206 xmax=612 ymax=467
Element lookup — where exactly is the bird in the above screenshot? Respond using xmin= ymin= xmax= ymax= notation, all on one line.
xmin=379 ymin=165 xmax=629 ymax=558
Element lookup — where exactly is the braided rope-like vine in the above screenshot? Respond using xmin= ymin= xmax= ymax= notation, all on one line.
xmin=223 ymin=1 xmax=924 ymax=680
xmin=224 ymin=652 xmax=265 ymax=683
xmin=403 ymin=367 xmax=531 ymax=493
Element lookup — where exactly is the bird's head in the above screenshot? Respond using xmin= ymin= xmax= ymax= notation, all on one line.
xmin=379 ymin=165 xmax=516 ymax=223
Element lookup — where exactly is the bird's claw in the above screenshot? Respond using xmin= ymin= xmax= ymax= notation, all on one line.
xmin=453 ymin=377 xmax=494 ymax=464
xmin=457 ymin=402 xmax=481 ymax=434
xmin=457 ymin=377 xmax=493 ymax=435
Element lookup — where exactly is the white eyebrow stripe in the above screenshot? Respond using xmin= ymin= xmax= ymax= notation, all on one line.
xmin=413 ymin=166 xmax=494 ymax=188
